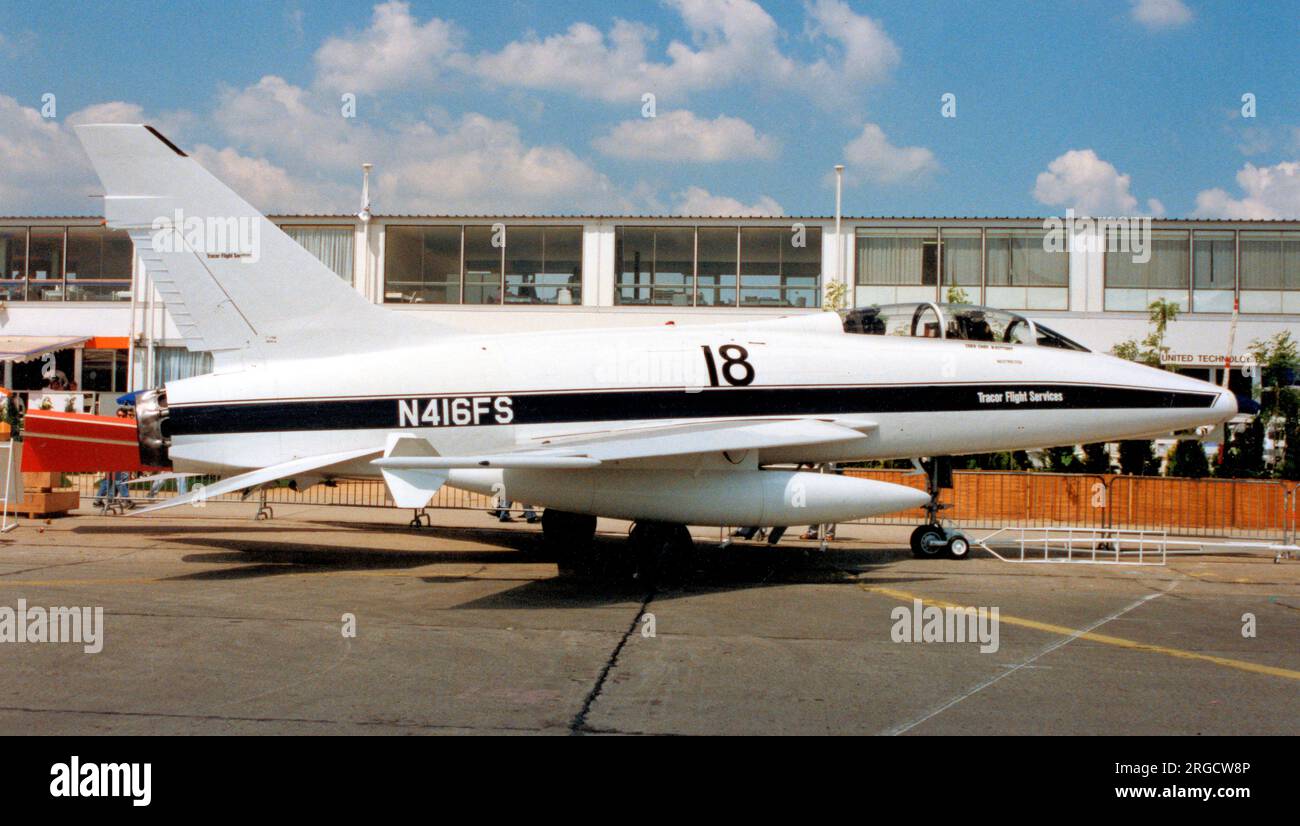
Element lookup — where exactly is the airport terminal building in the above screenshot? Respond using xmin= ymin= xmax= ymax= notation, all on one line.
xmin=0 ymin=212 xmax=1297 ymax=414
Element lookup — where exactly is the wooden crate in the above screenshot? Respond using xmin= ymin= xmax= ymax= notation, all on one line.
xmin=22 ymin=471 xmax=63 ymax=492
xmin=14 ymin=490 xmax=79 ymax=518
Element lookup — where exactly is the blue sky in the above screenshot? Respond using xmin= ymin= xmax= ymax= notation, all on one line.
xmin=2 ymin=0 xmax=1297 ymax=217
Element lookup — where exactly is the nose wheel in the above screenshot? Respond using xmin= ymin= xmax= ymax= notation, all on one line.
xmin=908 ymin=457 xmax=970 ymax=560
xmin=909 ymin=524 xmax=970 ymax=560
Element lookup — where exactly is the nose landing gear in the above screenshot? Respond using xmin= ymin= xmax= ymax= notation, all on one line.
xmin=908 ymin=458 xmax=971 ymax=561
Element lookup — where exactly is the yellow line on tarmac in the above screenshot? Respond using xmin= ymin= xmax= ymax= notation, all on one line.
xmin=861 ymin=584 xmax=1300 ymax=682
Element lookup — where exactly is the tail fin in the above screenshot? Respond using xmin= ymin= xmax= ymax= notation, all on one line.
xmin=74 ymin=123 xmax=439 ymax=366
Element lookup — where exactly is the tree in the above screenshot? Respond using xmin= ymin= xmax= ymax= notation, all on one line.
xmin=1249 ymin=331 xmax=1300 ymax=478
xmin=945 ymin=285 xmax=971 ymax=304
xmin=1082 ymin=442 xmax=1112 ymax=473
xmin=1110 ymin=298 xmax=1181 ymax=368
xmin=1044 ymin=446 xmax=1084 ymax=473
xmin=1217 ymin=418 xmax=1266 ymax=478
xmin=1118 ymin=440 xmax=1157 ymax=476
xmin=1167 ymin=439 xmax=1210 ymax=478
xmin=823 ymin=280 xmax=849 ymax=312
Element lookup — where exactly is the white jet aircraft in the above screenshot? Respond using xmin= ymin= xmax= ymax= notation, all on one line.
xmin=74 ymin=124 xmax=1237 ymax=565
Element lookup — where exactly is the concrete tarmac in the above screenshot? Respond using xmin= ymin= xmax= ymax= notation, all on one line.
xmin=0 ymin=502 xmax=1296 ymax=735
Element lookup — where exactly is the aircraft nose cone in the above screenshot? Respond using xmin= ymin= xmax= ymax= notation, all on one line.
xmin=1213 ymin=389 xmax=1239 ymax=422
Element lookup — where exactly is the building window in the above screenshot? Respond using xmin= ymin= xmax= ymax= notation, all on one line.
xmin=504 ymin=226 xmax=581 ymax=305
xmin=284 ymin=225 xmax=354 ymax=282
xmin=0 ymin=227 xmax=26 ymax=301
xmin=27 ymin=228 xmax=65 ymax=302
xmin=855 ymin=229 xmax=939 ymax=306
xmin=65 ymin=227 xmax=133 ymax=302
xmin=81 ymin=349 xmax=128 ymax=393
xmin=133 ymin=346 xmax=214 ymax=388
xmin=739 ymin=226 xmax=820 ymax=308
xmin=984 ymin=228 xmax=1068 ymax=310
xmin=696 ymin=227 xmax=738 ymax=307
xmin=940 ymin=228 xmax=982 ymax=302
xmin=1104 ymin=229 xmax=1189 ymax=311
xmin=463 ymin=226 xmax=502 ymax=305
xmin=1193 ymin=230 xmax=1235 ymax=312
xmin=1239 ymin=231 xmax=1300 ymax=314
xmin=616 ymin=226 xmax=693 ymax=306
xmin=384 ymin=224 xmax=582 ymax=305
xmin=384 ymin=225 xmax=461 ymax=303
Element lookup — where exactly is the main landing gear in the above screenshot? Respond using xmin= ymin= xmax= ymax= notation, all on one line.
xmin=627 ymin=521 xmax=693 ymax=584
xmin=908 ymin=458 xmax=970 ymax=561
xmin=540 ymin=509 xmax=597 ymax=569
xmin=541 ymin=510 xmax=694 ymax=583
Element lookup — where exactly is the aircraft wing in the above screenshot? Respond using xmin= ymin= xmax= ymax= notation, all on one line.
xmin=132 ymin=446 xmax=382 ymax=514
xmin=523 ymin=417 xmax=875 ymax=463
xmin=372 ymin=417 xmax=875 ymax=471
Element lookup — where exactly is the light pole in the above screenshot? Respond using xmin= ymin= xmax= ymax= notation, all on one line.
xmin=834 ymin=164 xmax=845 ymax=296
xmin=359 ymin=163 xmax=373 ymax=300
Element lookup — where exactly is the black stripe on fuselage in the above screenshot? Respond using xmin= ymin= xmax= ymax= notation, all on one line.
xmin=164 ymin=383 xmax=1218 ymax=437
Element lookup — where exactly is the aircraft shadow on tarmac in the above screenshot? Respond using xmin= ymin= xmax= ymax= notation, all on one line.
xmin=136 ymin=523 xmax=938 ymax=604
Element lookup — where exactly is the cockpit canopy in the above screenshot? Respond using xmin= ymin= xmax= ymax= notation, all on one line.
xmin=840 ymin=302 xmax=1089 ymax=352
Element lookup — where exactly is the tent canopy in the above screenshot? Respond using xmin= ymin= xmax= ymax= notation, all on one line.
xmin=0 ymin=335 xmax=90 ymax=363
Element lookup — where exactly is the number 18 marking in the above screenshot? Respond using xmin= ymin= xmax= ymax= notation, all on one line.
xmin=700 ymin=344 xmax=755 ymax=386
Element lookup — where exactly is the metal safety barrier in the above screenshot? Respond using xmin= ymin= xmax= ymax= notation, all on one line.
xmin=845 ymin=470 xmax=1300 ymax=541
xmin=976 ymin=526 xmax=1168 ymax=565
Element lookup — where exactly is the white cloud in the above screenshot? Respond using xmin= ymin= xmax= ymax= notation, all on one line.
xmin=190 ymin=145 xmax=354 ymax=213
xmin=1130 ymin=0 xmax=1194 ymax=30
xmin=214 ymin=75 xmax=373 ymax=171
xmin=1193 ymin=161 xmax=1300 ymax=219
xmin=210 ymin=72 xmax=629 ymax=213
xmin=1032 ymin=149 xmax=1162 ymax=215
xmin=210 ymin=75 xmax=621 ymax=213
xmin=842 ymin=123 xmax=938 ymax=185
xmin=802 ymin=0 xmax=900 ymax=89
xmin=593 ymin=110 xmax=777 ymax=162
xmin=672 ymin=185 xmax=783 ymax=216
xmin=377 ymin=115 xmax=620 ymax=213
xmin=314 ymin=0 xmax=460 ymax=93
xmin=459 ymin=0 xmax=898 ymax=105
xmin=65 ymin=101 xmax=146 ymax=126
xmin=0 ymin=96 xmax=105 ymax=214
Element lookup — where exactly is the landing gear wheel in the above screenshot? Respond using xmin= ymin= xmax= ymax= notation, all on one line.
xmin=910 ymin=525 xmax=947 ymax=559
xmin=629 ymin=522 xmax=693 ymax=586
xmin=945 ymin=533 xmax=971 ymax=560
xmin=540 ymin=509 xmax=597 ymax=570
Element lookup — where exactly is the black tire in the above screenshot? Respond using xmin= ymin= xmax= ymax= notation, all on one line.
xmin=540 ymin=509 xmax=597 ymax=567
xmin=911 ymin=525 xmax=946 ymax=559
xmin=945 ymin=534 xmax=971 ymax=560
xmin=629 ymin=522 xmax=693 ymax=585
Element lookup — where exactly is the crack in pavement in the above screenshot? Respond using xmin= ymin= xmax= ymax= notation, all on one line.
xmin=0 ymin=704 xmax=550 ymax=733
xmin=569 ymin=588 xmax=655 ymax=736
